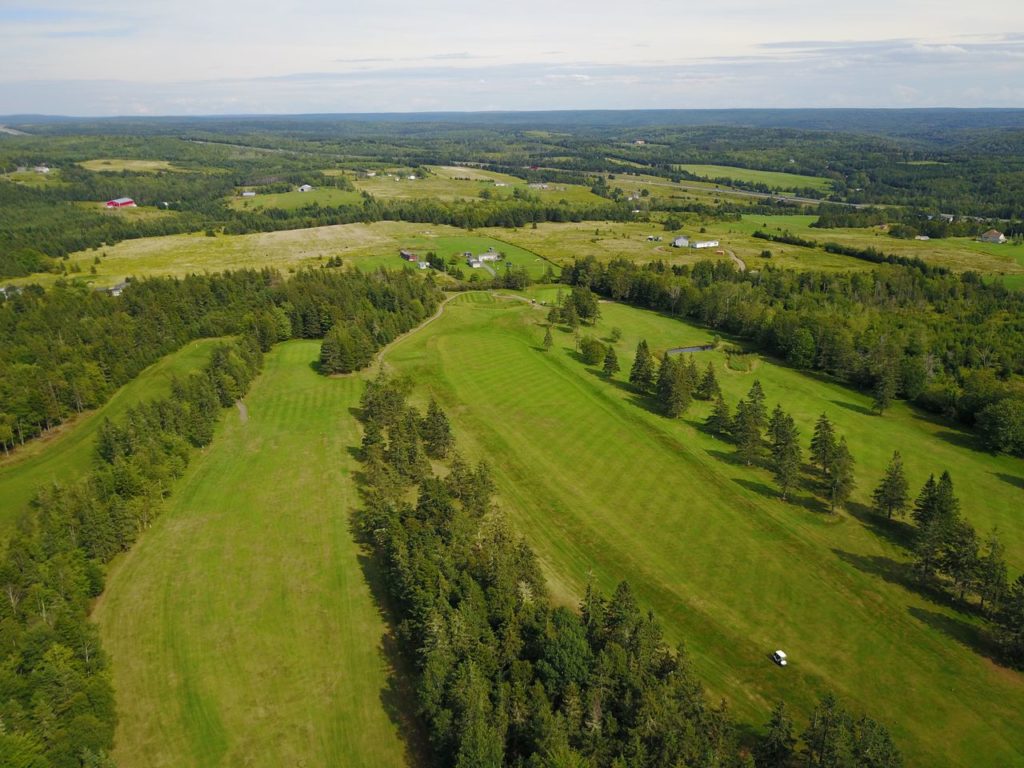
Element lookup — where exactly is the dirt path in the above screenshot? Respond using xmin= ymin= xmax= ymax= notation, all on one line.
xmin=726 ymin=248 xmax=747 ymax=272
xmin=370 ymin=292 xmax=462 ymax=369
xmin=236 ymin=400 xmax=249 ymax=423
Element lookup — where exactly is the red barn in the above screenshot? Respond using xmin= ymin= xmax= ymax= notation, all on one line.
xmin=105 ymin=197 xmax=137 ymax=208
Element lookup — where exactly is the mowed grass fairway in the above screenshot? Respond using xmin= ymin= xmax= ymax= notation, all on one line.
xmin=0 ymin=339 xmax=221 ymax=542
xmin=94 ymin=341 xmax=408 ymax=768
xmin=381 ymin=292 xmax=1024 ymax=767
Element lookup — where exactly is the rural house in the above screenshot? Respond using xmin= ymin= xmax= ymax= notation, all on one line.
xmin=977 ymin=229 xmax=1007 ymax=244
xmin=105 ymin=197 xmax=136 ymax=208
xmin=672 ymin=236 xmax=689 ymax=248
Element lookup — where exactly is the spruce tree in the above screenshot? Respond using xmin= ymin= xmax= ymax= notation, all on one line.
xmin=912 ymin=474 xmax=938 ymax=527
xmin=873 ymin=367 xmax=898 ymax=415
xmin=603 ymin=346 xmax=620 ymax=377
xmin=810 ymin=413 xmax=837 ymax=475
xmin=733 ymin=400 xmax=763 ymax=466
xmin=695 ymin=361 xmax=720 ymax=400
xmin=755 ymin=701 xmax=795 ymax=768
xmin=769 ymin=407 xmax=802 ymax=501
xmin=826 ymin=437 xmax=855 ymax=512
xmin=978 ymin=528 xmax=1008 ymax=612
xmin=871 ymin=450 xmax=910 ymax=519
xmin=420 ymin=398 xmax=454 ymax=458
xmin=543 ymin=325 xmax=553 ymax=350
xmin=746 ymin=380 xmax=768 ymax=431
xmin=629 ymin=339 xmax=655 ymax=392
xmin=706 ymin=392 xmax=732 ymax=437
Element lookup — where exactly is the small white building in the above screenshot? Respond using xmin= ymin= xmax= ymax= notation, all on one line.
xmin=672 ymin=236 xmax=689 ymax=248
xmin=365 ymin=171 xmax=377 ymax=177
xmin=241 ymin=191 xmax=257 ymax=197
xmin=914 ymin=234 xmax=930 ymax=241
xmin=977 ymin=229 xmax=1007 ymax=244
xmin=298 ymin=184 xmax=314 ymax=192
xmin=478 ymin=248 xmax=500 ymax=262
xmin=692 ymin=240 xmax=720 ymax=249
xmin=34 ymin=165 xmax=50 ymax=174
xmin=407 ymin=175 xmax=417 ymax=180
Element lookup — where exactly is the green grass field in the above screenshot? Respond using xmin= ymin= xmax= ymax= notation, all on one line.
xmin=227 ymin=187 xmax=364 ymax=211
xmin=352 ymin=166 xmax=606 ymax=206
xmin=94 ymin=340 xmax=410 ymax=768
xmin=379 ymin=292 xmax=1024 ymax=768
xmin=676 ymin=164 xmax=834 ymax=193
xmin=0 ymin=339 xmax=221 ymax=542
xmin=79 ymin=159 xmax=185 ymax=173
xmin=12 ymin=222 xmax=554 ymax=289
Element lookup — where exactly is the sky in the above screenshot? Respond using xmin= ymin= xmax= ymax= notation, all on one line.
xmin=1 ymin=0 xmax=1022 ymax=115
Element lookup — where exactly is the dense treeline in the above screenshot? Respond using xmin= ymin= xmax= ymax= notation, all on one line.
xmin=561 ymin=257 xmax=1024 ymax=454
xmin=0 ymin=271 xmax=278 ymax=451
xmin=353 ymin=374 xmax=900 ymax=767
xmin=1 ymin=267 xmax=442 ymax=454
xmin=0 ymin=335 xmax=263 ymax=767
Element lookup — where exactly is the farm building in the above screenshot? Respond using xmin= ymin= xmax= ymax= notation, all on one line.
xmin=633 ymin=139 xmax=646 ymax=145
xmin=977 ymin=229 xmax=1007 ymax=244
xmin=692 ymin=240 xmax=720 ymax=249
xmin=298 ymin=184 xmax=313 ymax=192
xmin=672 ymin=236 xmax=689 ymax=248
xmin=108 ymin=281 xmax=130 ymax=297
xmin=241 ymin=190 xmax=257 ymax=197
xmin=34 ymin=165 xmax=50 ymax=173
xmin=399 ymin=250 xmax=418 ymax=262
xmin=478 ymin=248 xmax=500 ymax=262
xmin=105 ymin=197 xmax=136 ymax=208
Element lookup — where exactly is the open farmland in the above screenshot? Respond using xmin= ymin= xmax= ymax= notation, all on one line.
xmin=352 ymin=166 xmax=607 ymax=205
xmin=79 ymin=159 xmax=187 ymax=173
xmin=676 ymin=164 xmax=835 ymax=192
xmin=378 ymin=291 xmax=1024 ymax=768
xmin=17 ymin=222 xmax=553 ymax=289
xmin=94 ymin=340 xmax=410 ymax=768
xmin=0 ymin=339 xmax=222 ymax=542
xmin=227 ymin=186 xmax=363 ymax=211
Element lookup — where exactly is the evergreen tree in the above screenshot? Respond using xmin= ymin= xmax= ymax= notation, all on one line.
xmin=695 ymin=360 xmax=720 ymax=400
xmin=871 ymin=450 xmax=910 ymax=519
xmin=978 ymin=528 xmax=1008 ymax=612
xmin=826 ymin=437 xmax=856 ymax=512
xmin=912 ymin=474 xmax=938 ymax=527
xmin=543 ymin=325 xmax=554 ymax=350
xmin=746 ymin=380 xmax=768 ymax=431
xmin=657 ymin=355 xmax=693 ymax=418
xmin=420 ymin=399 xmax=455 ymax=459
xmin=706 ymin=392 xmax=732 ymax=438
xmin=873 ymin=367 xmax=898 ymax=415
xmin=602 ymin=346 xmax=620 ymax=377
xmin=801 ymin=693 xmax=852 ymax=768
xmin=733 ymin=400 xmax=763 ymax=466
xmin=769 ymin=407 xmax=802 ymax=501
xmin=810 ymin=413 xmax=837 ymax=476
xmin=755 ymin=701 xmax=795 ymax=768
xmin=629 ymin=339 xmax=655 ymax=392
xmin=933 ymin=470 xmax=961 ymax=521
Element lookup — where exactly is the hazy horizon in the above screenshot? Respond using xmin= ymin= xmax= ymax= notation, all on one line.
xmin=1 ymin=2 xmax=1022 ymax=116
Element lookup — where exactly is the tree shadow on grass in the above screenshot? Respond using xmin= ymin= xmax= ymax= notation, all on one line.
xmin=933 ymin=429 xmax=983 ymax=452
xmin=829 ymin=399 xmax=875 ymax=417
xmin=993 ymin=471 xmax=1024 ymax=491
xmin=830 ymin=548 xmax=983 ymax=619
xmin=844 ymin=500 xmax=917 ymax=549
xmin=907 ymin=606 xmax=1002 ymax=664
xmin=733 ymin=477 xmax=828 ymax=514
xmin=349 ymin=515 xmax=432 ymax=767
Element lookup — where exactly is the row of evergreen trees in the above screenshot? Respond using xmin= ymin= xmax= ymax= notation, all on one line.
xmin=560 ymin=256 xmax=1024 ymax=454
xmin=1 ymin=267 xmax=442 ymax=454
xmin=869 ymin=457 xmax=1024 ymax=665
xmin=0 ymin=335 xmax=263 ymax=768
xmin=353 ymin=373 xmax=900 ymax=767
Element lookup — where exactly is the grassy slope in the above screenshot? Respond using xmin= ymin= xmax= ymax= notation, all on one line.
xmin=382 ymin=292 xmax=1024 ymax=768
xmin=676 ymin=164 xmax=834 ymax=192
xmin=227 ymin=187 xmax=363 ymax=211
xmin=94 ymin=340 xmax=409 ymax=768
xmin=0 ymin=339 xmax=222 ymax=542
